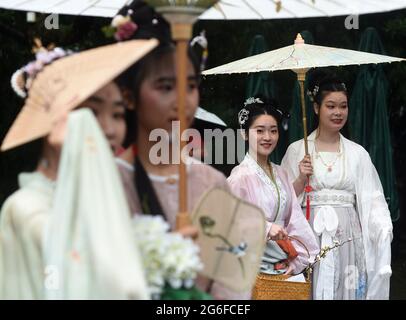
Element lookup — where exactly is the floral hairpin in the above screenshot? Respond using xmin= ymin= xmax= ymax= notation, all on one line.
xmin=341 ymin=83 xmax=347 ymax=91
xmin=306 ymin=85 xmax=319 ymax=102
xmin=244 ymin=97 xmax=264 ymax=106
xmin=190 ymin=30 xmax=208 ymax=72
xmin=275 ymin=108 xmax=284 ymax=116
xmin=307 ymin=82 xmax=347 ymax=102
xmin=10 ymin=38 xmax=70 ymax=98
xmin=110 ymin=9 xmax=138 ymax=41
xmin=238 ymin=108 xmax=250 ymax=127
xmin=238 ymin=97 xmax=266 ymax=127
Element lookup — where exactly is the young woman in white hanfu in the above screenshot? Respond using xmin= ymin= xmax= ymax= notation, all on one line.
xmin=227 ymin=97 xmax=319 ymax=299
xmin=281 ymin=72 xmax=393 ymax=300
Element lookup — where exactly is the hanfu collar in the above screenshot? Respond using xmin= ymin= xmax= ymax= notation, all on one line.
xmin=18 ymin=171 xmax=55 ymax=196
xmin=244 ymin=153 xmax=276 ymax=187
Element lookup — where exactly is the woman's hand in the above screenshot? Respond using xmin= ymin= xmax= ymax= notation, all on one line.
xmin=267 ymin=224 xmax=288 ymax=241
xmin=298 ymin=155 xmax=313 ymax=182
xmin=177 ymin=225 xmax=199 ymax=239
xmin=293 ymin=154 xmax=313 ymax=196
xmin=284 ymin=264 xmax=294 ymax=276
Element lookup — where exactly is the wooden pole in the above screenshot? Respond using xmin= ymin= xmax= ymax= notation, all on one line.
xmin=172 ymin=23 xmax=193 ymax=230
xmin=295 ymin=68 xmax=313 ymax=221
xmin=297 ymin=71 xmax=309 ymax=155
xmin=292 ymin=35 xmax=309 ymax=155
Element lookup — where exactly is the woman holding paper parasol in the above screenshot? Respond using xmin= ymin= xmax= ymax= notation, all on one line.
xmin=281 ymin=70 xmax=393 ymax=300
xmin=202 ymin=31 xmax=402 ymax=299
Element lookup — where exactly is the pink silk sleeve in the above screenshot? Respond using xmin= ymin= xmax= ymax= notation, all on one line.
xmin=227 ymin=170 xmax=273 ymax=240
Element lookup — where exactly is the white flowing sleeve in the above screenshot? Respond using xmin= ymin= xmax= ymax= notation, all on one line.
xmin=281 ymin=141 xmax=306 ymax=204
xmin=0 ymin=185 xmax=51 ymax=299
xmin=44 ymin=109 xmax=149 ymax=300
xmin=354 ymin=146 xmax=393 ymax=300
xmin=281 ymin=142 xmax=301 ymax=184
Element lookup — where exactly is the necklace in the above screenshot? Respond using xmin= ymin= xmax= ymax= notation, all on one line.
xmin=310 ymin=141 xmax=346 ymax=192
xmin=314 ymin=138 xmax=342 ymax=172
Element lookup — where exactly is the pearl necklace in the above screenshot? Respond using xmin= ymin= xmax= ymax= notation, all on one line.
xmin=314 ymin=138 xmax=342 ymax=172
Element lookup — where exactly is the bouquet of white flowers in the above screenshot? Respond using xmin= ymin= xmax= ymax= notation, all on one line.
xmin=133 ymin=215 xmax=209 ymax=300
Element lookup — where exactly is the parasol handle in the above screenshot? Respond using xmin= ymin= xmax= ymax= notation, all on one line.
xmin=296 ymin=71 xmax=313 ymax=221
xmin=297 ymin=77 xmax=309 ymax=156
xmin=172 ymin=23 xmax=193 ymax=230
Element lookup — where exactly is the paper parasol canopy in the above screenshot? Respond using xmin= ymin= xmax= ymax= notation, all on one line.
xmin=1 ymin=1 xmax=405 ymax=19
xmin=203 ymin=36 xmax=405 ymax=75
xmin=200 ymin=0 xmax=406 ymax=20
xmin=202 ymin=33 xmax=405 ymax=155
xmin=192 ymin=187 xmax=266 ymax=292
xmin=1 ymin=39 xmax=158 ymax=151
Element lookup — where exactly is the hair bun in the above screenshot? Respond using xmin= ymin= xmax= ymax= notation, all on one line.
xmin=307 ymin=69 xmax=346 ymax=102
xmin=309 ymin=70 xmax=343 ymax=89
xmin=116 ymin=0 xmax=172 ymax=45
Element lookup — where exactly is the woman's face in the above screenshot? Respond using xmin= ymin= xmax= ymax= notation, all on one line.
xmin=135 ymin=52 xmax=199 ymax=138
xmin=315 ymin=91 xmax=348 ymax=133
xmin=78 ymin=82 xmax=126 ymax=153
xmin=247 ymin=114 xmax=279 ymax=159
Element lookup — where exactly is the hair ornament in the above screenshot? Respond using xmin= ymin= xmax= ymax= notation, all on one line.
xmin=306 ymin=85 xmax=319 ymax=102
xmin=10 ymin=38 xmax=70 ymax=98
xmin=307 ymin=81 xmax=347 ymax=102
xmin=111 ymin=11 xmax=138 ymax=41
xmin=190 ymin=30 xmax=209 ymax=71
xmin=238 ymin=108 xmax=250 ymax=127
xmin=244 ymin=97 xmax=264 ymax=107
xmin=341 ymin=82 xmax=347 ymax=91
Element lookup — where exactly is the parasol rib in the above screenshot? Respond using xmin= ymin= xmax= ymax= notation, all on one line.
xmin=266 ymin=0 xmax=298 ymax=18
xmin=78 ymin=0 xmax=100 ymax=16
xmin=49 ymin=0 xmax=72 ymax=12
xmin=241 ymin=0 xmax=265 ymax=19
